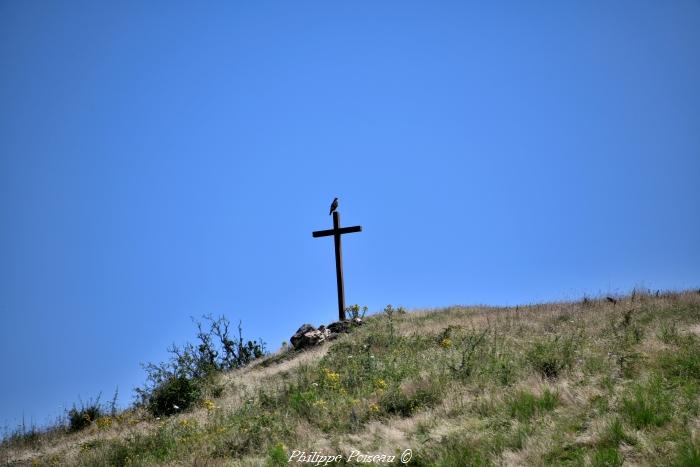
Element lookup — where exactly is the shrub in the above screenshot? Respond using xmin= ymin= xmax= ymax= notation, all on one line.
xmin=491 ymin=356 xmax=516 ymax=386
xmin=383 ymin=304 xmax=406 ymax=340
xmin=135 ymin=315 xmax=265 ymax=417
xmin=527 ymin=336 xmax=575 ymax=379
xmin=68 ymin=394 xmax=103 ymax=432
xmin=446 ymin=328 xmax=488 ymax=380
xmin=383 ymin=304 xmax=406 ymax=318
xmin=147 ymin=375 xmax=201 ymax=417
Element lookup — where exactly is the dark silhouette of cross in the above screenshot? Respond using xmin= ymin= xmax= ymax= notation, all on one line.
xmin=312 ymin=208 xmax=362 ymax=321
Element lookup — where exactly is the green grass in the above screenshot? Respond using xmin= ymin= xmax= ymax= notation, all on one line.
xmin=508 ymin=389 xmax=558 ymax=421
xmin=675 ymin=438 xmax=700 ymax=467
xmin=3 ymin=290 xmax=700 ymax=466
xmin=591 ymin=447 xmax=623 ymax=467
xmin=621 ymin=377 xmax=673 ymax=429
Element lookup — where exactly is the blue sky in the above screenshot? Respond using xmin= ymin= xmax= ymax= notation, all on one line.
xmin=1 ymin=1 xmax=699 ymax=429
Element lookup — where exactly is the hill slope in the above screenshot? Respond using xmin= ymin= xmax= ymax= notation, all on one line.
xmin=3 ymin=291 xmax=700 ymax=466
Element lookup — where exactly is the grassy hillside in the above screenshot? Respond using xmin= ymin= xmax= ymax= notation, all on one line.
xmin=3 ymin=291 xmax=700 ymax=466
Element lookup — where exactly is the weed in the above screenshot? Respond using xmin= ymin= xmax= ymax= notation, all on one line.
xmin=659 ymin=338 xmax=700 ymax=381
xmin=345 ymin=304 xmax=368 ymax=320
xmin=135 ymin=315 xmax=264 ymax=416
xmin=446 ymin=328 xmax=488 ymax=380
xmin=592 ymin=447 xmax=623 ymax=467
xmin=508 ymin=389 xmax=558 ymax=421
xmin=419 ymin=435 xmax=491 ymax=466
xmin=383 ymin=304 xmax=405 ymax=340
xmin=658 ymin=322 xmax=680 ymax=344
xmin=621 ymin=378 xmax=672 ymax=429
xmin=380 ymin=381 xmax=441 ymax=417
xmin=492 ymin=356 xmax=516 ymax=386
xmin=146 ymin=374 xmax=201 ymax=417
xmin=598 ymin=418 xmax=634 ymax=448
xmin=675 ymin=438 xmax=700 ymax=467
xmin=267 ymin=442 xmax=288 ymax=466
xmin=544 ymin=443 xmax=586 ymax=466
xmin=68 ymin=394 xmax=103 ymax=432
xmin=6 ymin=289 xmax=700 ymax=467
xmin=527 ymin=336 xmax=575 ymax=379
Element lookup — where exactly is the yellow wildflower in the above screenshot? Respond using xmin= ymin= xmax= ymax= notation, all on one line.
xmin=96 ymin=416 xmax=113 ymax=429
xmin=203 ymin=399 xmax=216 ymax=411
xmin=323 ymin=368 xmax=341 ymax=389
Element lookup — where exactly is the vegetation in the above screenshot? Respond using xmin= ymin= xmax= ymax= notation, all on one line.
xmin=67 ymin=393 xmax=110 ymax=433
xmin=135 ymin=314 xmax=265 ymax=417
xmin=2 ymin=290 xmax=700 ymax=466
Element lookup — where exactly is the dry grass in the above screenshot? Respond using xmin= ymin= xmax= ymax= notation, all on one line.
xmin=3 ymin=290 xmax=700 ymax=466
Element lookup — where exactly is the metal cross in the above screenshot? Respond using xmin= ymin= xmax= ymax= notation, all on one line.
xmin=312 ymin=211 xmax=362 ymax=321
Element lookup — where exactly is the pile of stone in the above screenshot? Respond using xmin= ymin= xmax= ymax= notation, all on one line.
xmin=290 ymin=318 xmax=363 ymax=350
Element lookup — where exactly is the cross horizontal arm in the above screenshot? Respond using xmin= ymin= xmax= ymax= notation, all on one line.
xmin=312 ymin=225 xmax=362 ymax=238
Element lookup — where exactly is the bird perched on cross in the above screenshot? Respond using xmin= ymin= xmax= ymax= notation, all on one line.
xmin=329 ymin=197 xmax=338 ymax=215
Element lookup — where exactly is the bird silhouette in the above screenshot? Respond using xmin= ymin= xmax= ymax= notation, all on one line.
xmin=329 ymin=197 xmax=338 ymax=215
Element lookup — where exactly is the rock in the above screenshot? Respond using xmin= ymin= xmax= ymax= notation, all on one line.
xmin=290 ymin=318 xmax=364 ymax=350
xmin=290 ymin=324 xmax=332 ymax=350
xmin=328 ymin=321 xmax=350 ymax=334
xmin=290 ymin=324 xmax=316 ymax=348
xmin=328 ymin=317 xmax=364 ymax=334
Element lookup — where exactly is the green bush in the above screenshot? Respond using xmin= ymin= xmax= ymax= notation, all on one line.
xmin=527 ymin=336 xmax=575 ymax=379
xmin=135 ymin=315 xmax=265 ymax=417
xmin=68 ymin=395 xmax=103 ymax=432
xmin=147 ymin=375 xmax=201 ymax=417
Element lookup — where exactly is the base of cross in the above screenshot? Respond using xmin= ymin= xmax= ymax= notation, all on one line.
xmin=289 ymin=318 xmax=364 ymax=350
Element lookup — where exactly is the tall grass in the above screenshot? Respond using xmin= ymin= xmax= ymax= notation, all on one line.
xmin=3 ymin=290 xmax=700 ymax=466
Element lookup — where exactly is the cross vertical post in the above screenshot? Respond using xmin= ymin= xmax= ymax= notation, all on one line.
xmin=312 ymin=210 xmax=362 ymax=321
xmin=333 ymin=211 xmax=345 ymax=320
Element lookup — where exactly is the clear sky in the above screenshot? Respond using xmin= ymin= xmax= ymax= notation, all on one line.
xmin=1 ymin=1 xmax=699 ymax=429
